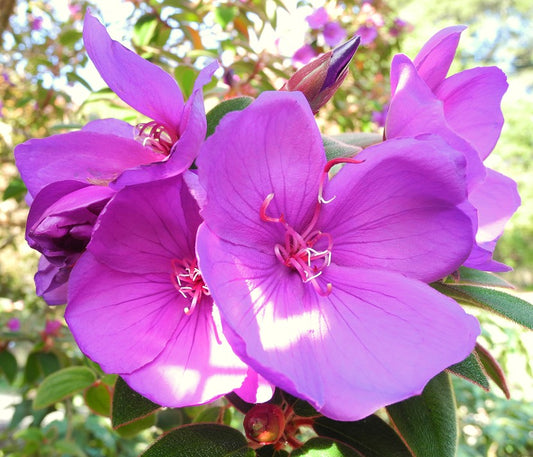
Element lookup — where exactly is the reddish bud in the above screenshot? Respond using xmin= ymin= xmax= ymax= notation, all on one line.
xmin=244 ymin=403 xmax=286 ymax=445
xmin=281 ymin=35 xmax=360 ymax=113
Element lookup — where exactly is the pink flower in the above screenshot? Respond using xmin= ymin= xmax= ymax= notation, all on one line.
xmin=306 ymin=7 xmax=330 ymax=30
xmin=292 ymin=44 xmax=317 ymax=66
xmin=323 ymin=22 xmax=347 ymax=47
xmin=196 ymin=91 xmax=479 ymax=420
xmin=7 ymin=318 xmax=20 ymax=332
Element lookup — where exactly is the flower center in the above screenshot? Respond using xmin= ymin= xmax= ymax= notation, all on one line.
xmin=135 ymin=121 xmax=175 ymax=155
xmin=171 ymin=258 xmax=210 ymax=315
xmin=260 ymin=193 xmax=333 ymax=296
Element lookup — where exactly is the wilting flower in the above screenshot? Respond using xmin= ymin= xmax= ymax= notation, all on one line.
xmin=196 ymin=91 xmax=480 ymax=420
xmin=283 ymin=35 xmax=360 ymax=114
xmin=15 ymin=13 xmax=215 ymax=302
xmin=385 ymin=26 xmax=520 ymax=271
xmin=65 ymin=175 xmax=271 ymax=406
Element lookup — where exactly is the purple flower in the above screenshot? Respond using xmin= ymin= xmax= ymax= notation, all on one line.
xmin=292 ymin=44 xmax=317 ymax=66
xmin=196 ymin=91 xmax=480 ymax=420
xmin=283 ymin=35 xmax=360 ymax=114
xmin=43 ymin=319 xmax=62 ymax=336
xmin=306 ymin=7 xmax=330 ymax=30
xmin=323 ymin=22 xmax=347 ymax=47
xmin=30 ymin=16 xmax=43 ymax=31
xmin=385 ymin=26 xmax=520 ymax=271
xmin=356 ymin=25 xmax=378 ymax=45
xmin=65 ymin=175 xmax=271 ymax=406
xmin=7 ymin=318 xmax=20 ymax=332
xmin=15 ymin=13 xmax=216 ymax=302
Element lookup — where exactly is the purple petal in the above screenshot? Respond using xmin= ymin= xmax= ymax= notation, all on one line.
xmin=121 ymin=302 xmax=249 ymax=407
xmin=35 ymin=256 xmax=70 ymax=305
xmin=306 ymin=7 xmax=330 ymax=29
xmin=386 ymin=54 xmax=485 ymax=189
xmin=197 ymin=91 xmax=325 ymax=248
xmin=319 ymin=136 xmax=474 ymax=282
xmin=197 ymin=224 xmax=479 ymax=420
xmin=83 ymin=13 xmax=184 ymax=131
xmin=15 ymin=131 xmax=160 ymax=199
xmin=232 ymin=368 xmax=275 ymax=404
xmin=82 ymin=118 xmax=135 ymax=139
xmin=436 ymin=66 xmax=508 ymax=161
xmin=66 ymin=252 xmax=185 ymax=374
xmin=110 ymin=62 xmax=217 ymax=189
xmin=323 ymin=22 xmax=347 ymax=47
xmin=413 ymin=25 xmax=466 ymax=92
xmin=293 ymin=45 xmax=317 ymax=65
xmin=89 ymin=176 xmax=200 ymax=275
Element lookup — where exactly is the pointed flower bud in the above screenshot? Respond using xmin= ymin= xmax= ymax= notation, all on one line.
xmin=281 ymin=35 xmax=360 ymax=114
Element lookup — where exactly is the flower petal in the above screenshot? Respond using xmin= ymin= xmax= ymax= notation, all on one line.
xmin=15 ymin=131 xmax=160 ymax=199
xmin=197 ymin=225 xmax=479 ymax=420
xmin=83 ymin=13 xmax=184 ymax=131
xmin=436 ymin=66 xmax=508 ymax=161
xmin=197 ymin=91 xmax=325 ymax=247
xmin=89 ymin=176 xmax=200 ymax=275
xmin=35 ymin=256 xmax=69 ymax=305
xmin=82 ymin=118 xmax=135 ymax=138
xmin=413 ymin=25 xmax=466 ymax=92
xmin=122 ymin=299 xmax=249 ymax=407
xmin=66 ymin=252 xmax=184 ymax=374
xmin=319 ymin=136 xmax=474 ymax=282
xmin=387 ymin=54 xmax=485 ymax=188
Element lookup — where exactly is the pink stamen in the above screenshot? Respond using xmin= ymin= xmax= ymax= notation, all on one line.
xmin=318 ymin=157 xmax=364 ymax=205
xmin=171 ymin=258 xmax=210 ymax=315
xmin=135 ymin=121 xmax=176 ymax=155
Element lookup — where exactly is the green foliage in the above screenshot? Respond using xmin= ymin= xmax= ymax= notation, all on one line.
xmin=112 ymin=377 xmax=160 ymax=429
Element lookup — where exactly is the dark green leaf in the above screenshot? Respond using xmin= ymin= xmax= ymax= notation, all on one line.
xmin=0 ymin=350 xmax=18 ymax=383
xmin=437 ymin=284 xmax=533 ymax=330
xmin=206 ymin=97 xmax=254 ymax=138
xmin=141 ymin=423 xmax=254 ymax=457
xmin=66 ymin=71 xmax=93 ymax=91
xmin=447 ymin=351 xmax=490 ymax=391
xmin=112 ymin=376 xmax=160 ymax=429
xmin=256 ymin=445 xmax=289 ymax=457
xmin=322 ymin=136 xmax=362 ymax=161
xmin=156 ymin=408 xmax=186 ymax=431
xmin=290 ymin=437 xmax=364 ymax=456
xmin=33 ymin=367 xmax=96 ymax=409
xmin=24 ymin=351 xmax=60 ymax=384
xmin=475 ymin=343 xmax=510 ymax=399
xmin=3 ymin=177 xmax=27 ymax=201
xmin=445 ymin=267 xmax=513 ymax=288
xmin=193 ymin=406 xmax=231 ymax=424
xmin=313 ymin=415 xmax=411 ymax=457
xmin=84 ymin=381 xmax=112 ymax=416
xmin=387 ymin=372 xmax=456 ymax=457
xmin=116 ymin=413 xmax=156 ymax=437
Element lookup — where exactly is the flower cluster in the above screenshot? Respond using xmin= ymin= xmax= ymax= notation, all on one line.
xmin=15 ymin=14 xmax=519 ymax=421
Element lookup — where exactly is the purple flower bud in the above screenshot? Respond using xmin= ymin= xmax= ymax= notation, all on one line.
xmin=283 ymin=35 xmax=360 ymax=113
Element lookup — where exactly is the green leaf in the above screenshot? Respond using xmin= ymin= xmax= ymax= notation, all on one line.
xmin=437 ymin=284 xmax=533 ymax=330
xmin=111 ymin=376 xmax=160 ymax=429
xmin=59 ymin=29 xmax=82 ymax=47
xmin=327 ymin=132 xmax=382 ymax=149
xmin=386 ymin=372 xmax=457 ymax=457
xmin=322 ymin=136 xmax=362 ymax=161
xmin=24 ymin=351 xmax=61 ymax=384
xmin=174 ymin=66 xmax=197 ymax=98
xmin=33 ymin=367 xmax=96 ymax=409
xmin=256 ymin=446 xmax=289 ymax=457
xmin=66 ymin=71 xmax=93 ymax=91
xmin=447 ymin=351 xmax=490 ymax=391
xmin=445 ymin=267 xmax=513 ymax=288
xmin=475 ymin=343 xmax=510 ymax=399
xmin=3 ymin=177 xmax=27 ymax=201
xmin=290 ymin=437 xmax=363 ymax=456
xmin=84 ymin=381 xmax=112 ymax=416
xmin=0 ymin=350 xmax=18 ymax=384
xmin=116 ymin=413 xmax=157 ymax=437
xmin=193 ymin=406 xmax=231 ymax=424
xmin=214 ymin=5 xmax=237 ymax=29
xmin=133 ymin=14 xmax=159 ymax=47
xmin=313 ymin=415 xmax=412 ymax=457
xmin=206 ymin=97 xmax=254 ymax=138
xmin=141 ymin=423 xmax=254 ymax=457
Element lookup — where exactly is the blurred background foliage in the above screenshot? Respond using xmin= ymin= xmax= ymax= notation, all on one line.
xmin=0 ymin=0 xmax=531 ymax=456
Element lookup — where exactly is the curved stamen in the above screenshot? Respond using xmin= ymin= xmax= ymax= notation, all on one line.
xmin=135 ymin=121 xmax=175 ymax=155
xmin=171 ymin=258 xmax=210 ymax=315
xmin=318 ymin=157 xmax=364 ymax=206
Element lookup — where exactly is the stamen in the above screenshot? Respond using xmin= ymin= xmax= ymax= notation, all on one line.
xmin=135 ymin=121 xmax=176 ymax=155
xmin=318 ymin=157 xmax=364 ymax=205
xmin=171 ymin=258 xmax=210 ymax=315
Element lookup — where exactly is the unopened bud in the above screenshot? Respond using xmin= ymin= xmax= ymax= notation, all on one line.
xmin=281 ymin=35 xmax=360 ymax=113
xmin=244 ymin=403 xmax=285 ymax=445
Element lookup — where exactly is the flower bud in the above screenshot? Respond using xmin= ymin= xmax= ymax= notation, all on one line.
xmin=281 ymin=35 xmax=360 ymax=114
xmin=243 ymin=403 xmax=285 ymax=445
